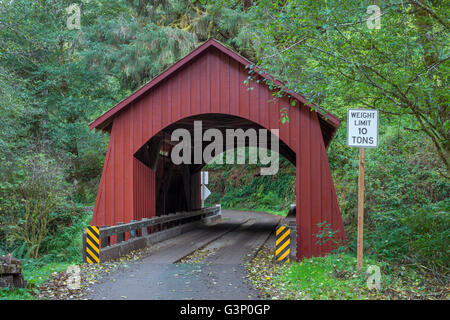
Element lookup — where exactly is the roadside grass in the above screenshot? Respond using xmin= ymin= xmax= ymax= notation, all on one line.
xmin=0 ymin=261 xmax=76 ymax=300
xmin=0 ymin=287 xmax=34 ymax=300
xmin=273 ymin=253 xmax=384 ymax=299
xmin=247 ymin=246 xmax=448 ymax=300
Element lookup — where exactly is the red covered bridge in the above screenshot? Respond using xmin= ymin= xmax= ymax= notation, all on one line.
xmin=89 ymin=39 xmax=345 ymax=260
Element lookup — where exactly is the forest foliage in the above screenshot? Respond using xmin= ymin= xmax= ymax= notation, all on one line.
xmin=0 ymin=0 xmax=448 ymax=290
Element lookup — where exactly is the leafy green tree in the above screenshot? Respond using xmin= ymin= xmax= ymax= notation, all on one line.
xmin=249 ymin=0 xmax=449 ymax=174
xmin=81 ymin=0 xmax=253 ymax=92
xmin=0 ymin=0 xmax=118 ymax=199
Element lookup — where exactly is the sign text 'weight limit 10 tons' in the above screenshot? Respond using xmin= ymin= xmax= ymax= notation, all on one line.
xmin=347 ymin=109 xmax=379 ymax=148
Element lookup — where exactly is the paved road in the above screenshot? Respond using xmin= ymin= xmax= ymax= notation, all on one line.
xmin=85 ymin=210 xmax=281 ymax=300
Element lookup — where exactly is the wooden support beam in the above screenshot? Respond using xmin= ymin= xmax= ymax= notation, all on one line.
xmin=147 ymin=136 xmax=162 ymax=171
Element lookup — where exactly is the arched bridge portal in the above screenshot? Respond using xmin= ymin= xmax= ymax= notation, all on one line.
xmin=89 ymin=39 xmax=345 ymax=260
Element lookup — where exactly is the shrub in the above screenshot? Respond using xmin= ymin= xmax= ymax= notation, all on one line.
xmin=2 ymin=151 xmax=82 ymax=260
xmin=363 ymin=200 xmax=450 ymax=277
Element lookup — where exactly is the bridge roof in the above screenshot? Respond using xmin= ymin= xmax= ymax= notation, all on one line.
xmin=89 ymin=38 xmax=340 ymax=137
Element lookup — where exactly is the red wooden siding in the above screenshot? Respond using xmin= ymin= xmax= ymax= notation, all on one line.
xmin=133 ymin=157 xmax=156 ymax=221
xmin=90 ymin=39 xmax=345 ymax=260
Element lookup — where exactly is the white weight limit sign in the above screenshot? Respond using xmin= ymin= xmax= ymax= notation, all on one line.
xmin=347 ymin=109 xmax=379 ymax=148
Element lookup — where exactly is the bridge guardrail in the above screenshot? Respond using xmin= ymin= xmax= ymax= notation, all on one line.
xmin=83 ymin=205 xmax=221 ymax=263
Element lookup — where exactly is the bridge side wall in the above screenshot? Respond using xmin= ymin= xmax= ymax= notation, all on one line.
xmin=296 ymin=107 xmax=346 ymax=259
xmin=133 ymin=157 xmax=156 ymax=221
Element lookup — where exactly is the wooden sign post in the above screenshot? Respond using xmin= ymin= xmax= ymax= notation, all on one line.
xmin=357 ymin=148 xmax=365 ymax=269
xmin=347 ymin=109 xmax=379 ymax=270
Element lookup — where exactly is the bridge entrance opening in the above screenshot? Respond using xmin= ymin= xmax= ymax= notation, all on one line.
xmin=133 ymin=113 xmax=295 ymax=217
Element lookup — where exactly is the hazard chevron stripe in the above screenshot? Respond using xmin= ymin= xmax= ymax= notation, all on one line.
xmin=85 ymin=226 xmax=100 ymax=264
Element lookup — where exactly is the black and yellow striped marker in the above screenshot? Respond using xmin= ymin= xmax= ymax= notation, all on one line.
xmin=275 ymin=225 xmax=290 ymax=264
xmin=85 ymin=226 xmax=100 ymax=264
